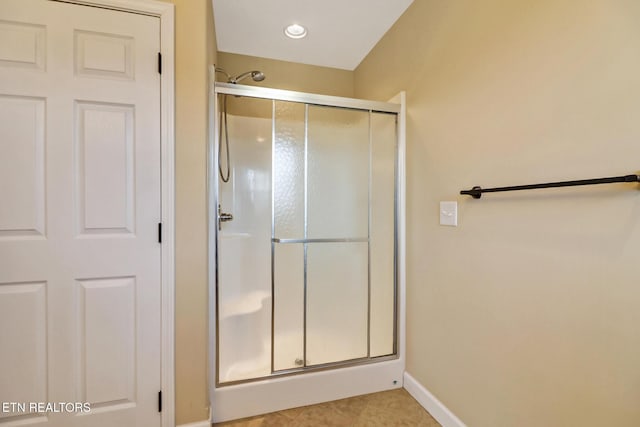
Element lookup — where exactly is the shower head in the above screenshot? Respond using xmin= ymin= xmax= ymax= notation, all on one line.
xmin=231 ymin=70 xmax=265 ymax=84
xmin=214 ymin=67 xmax=266 ymax=84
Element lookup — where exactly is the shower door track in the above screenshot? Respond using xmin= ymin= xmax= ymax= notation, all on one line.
xmin=209 ymin=78 xmax=407 ymax=422
xmin=214 ymin=82 xmax=401 ymax=114
xmin=219 ymin=353 xmax=400 ymax=387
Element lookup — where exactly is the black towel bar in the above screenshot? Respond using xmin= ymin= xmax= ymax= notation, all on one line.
xmin=461 ymin=174 xmax=640 ymax=199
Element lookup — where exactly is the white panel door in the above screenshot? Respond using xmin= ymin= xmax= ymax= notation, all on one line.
xmin=0 ymin=1 xmax=162 ymax=426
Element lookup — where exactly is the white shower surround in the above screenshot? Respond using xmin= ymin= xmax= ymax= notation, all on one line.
xmin=209 ymin=82 xmax=406 ymax=422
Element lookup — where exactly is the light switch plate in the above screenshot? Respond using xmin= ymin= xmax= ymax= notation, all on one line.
xmin=440 ymin=201 xmax=458 ymax=226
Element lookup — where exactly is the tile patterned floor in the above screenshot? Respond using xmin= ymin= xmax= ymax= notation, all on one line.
xmin=213 ymin=388 xmax=442 ymax=427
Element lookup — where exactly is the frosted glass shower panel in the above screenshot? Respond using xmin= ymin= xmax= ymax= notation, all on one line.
xmin=307 ymin=106 xmax=369 ymax=238
xmin=306 ymin=242 xmax=368 ymax=365
xmin=274 ymin=101 xmax=305 ymax=238
xmin=370 ymin=112 xmax=396 ymax=357
xmin=273 ymin=243 xmax=304 ymax=371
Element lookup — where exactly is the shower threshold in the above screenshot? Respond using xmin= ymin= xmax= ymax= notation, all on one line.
xmin=212 ymin=356 xmax=404 ymax=422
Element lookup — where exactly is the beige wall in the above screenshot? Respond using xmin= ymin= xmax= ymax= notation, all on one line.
xmin=217 ymin=52 xmax=354 ymax=97
xmin=160 ymin=0 xmax=215 ymax=424
xmin=355 ymin=1 xmax=640 ymax=426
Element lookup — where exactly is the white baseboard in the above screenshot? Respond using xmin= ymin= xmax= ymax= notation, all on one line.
xmin=177 ymin=421 xmax=210 ymax=427
xmin=403 ymin=372 xmax=467 ymax=427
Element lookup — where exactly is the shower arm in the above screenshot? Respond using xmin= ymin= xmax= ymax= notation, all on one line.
xmin=230 ymin=71 xmax=253 ymax=84
xmin=214 ymin=67 xmax=232 ymax=82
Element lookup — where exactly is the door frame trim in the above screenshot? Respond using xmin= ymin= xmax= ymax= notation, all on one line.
xmin=52 ymin=1 xmax=176 ymax=426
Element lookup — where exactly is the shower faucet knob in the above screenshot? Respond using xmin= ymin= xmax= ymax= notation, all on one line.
xmin=219 ymin=212 xmax=233 ymax=222
xmin=218 ymin=212 xmax=233 ymax=230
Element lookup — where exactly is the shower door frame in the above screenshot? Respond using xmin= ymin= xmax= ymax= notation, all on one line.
xmin=208 ymin=78 xmax=406 ymax=422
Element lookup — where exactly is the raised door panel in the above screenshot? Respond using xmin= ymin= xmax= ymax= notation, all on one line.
xmin=0 ymin=282 xmax=47 ymax=424
xmin=77 ymin=277 xmax=136 ymax=410
xmin=75 ymin=102 xmax=135 ymax=235
xmin=74 ymin=30 xmax=134 ymax=80
xmin=0 ymin=20 xmax=46 ymax=70
xmin=0 ymin=95 xmax=46 ymax=238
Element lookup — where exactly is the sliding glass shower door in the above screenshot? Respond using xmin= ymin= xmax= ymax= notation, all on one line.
xmin=216 ymin=89 xmax=397 ymax=385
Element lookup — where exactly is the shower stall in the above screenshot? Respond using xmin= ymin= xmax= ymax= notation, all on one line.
xmin=208 ymin=74 xmax=406 ymax=422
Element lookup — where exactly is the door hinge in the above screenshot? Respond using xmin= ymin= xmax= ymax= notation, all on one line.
xmin=158 ymin=223 xmax=162 ymax=243
xmin=158 ymin=52 xmax=162 ymax=74
xmin=158 ymin=390 xmax=162 ymax=412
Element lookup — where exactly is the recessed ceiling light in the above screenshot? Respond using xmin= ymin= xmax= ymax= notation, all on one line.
xmin=284 ymin=23 xmax=307 ymax=39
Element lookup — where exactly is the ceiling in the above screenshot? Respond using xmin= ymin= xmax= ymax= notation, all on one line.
xmin=212 ymin=0 xmax=414 ymax=71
